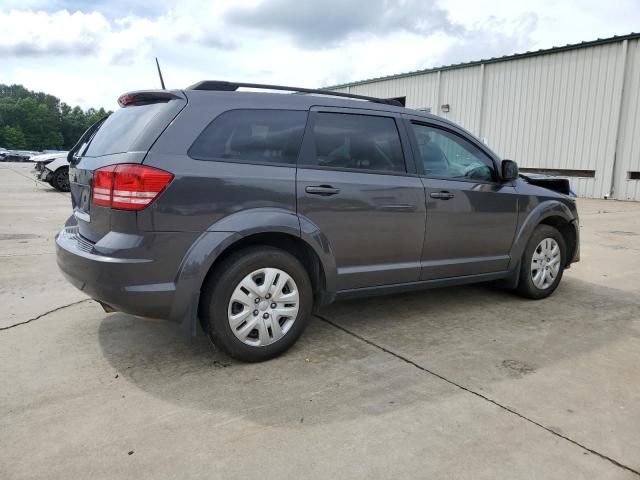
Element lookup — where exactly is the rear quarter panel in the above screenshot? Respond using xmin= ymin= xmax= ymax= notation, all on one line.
xmin=141 ymin=91 xmax=307 ymax=234
xmin=138 ymin=155 xmax=297 ymax=233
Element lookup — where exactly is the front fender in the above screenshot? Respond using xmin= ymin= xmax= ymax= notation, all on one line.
xmin=46 ymin=156 xmax=70 ymax=172
xmin=508 ymin=200 xmax=576 ymax=270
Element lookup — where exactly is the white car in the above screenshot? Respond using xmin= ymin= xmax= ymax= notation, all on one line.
xmin=31 ymin=152 xmax=70 ymax=191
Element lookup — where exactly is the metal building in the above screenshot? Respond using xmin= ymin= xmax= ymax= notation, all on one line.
xmin=328 ymin=33 xmax=640 ymax=201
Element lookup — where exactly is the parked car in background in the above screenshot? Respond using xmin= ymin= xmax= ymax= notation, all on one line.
xmin=56 ymin=82 xmax=580 ymax=362
xmin=0 ymin=147 xmax=8 ymax=160
xmin=31 ymin=152 xmax=70 ymax=191
xmin=4 ymin=150 xmax=40 ymax=162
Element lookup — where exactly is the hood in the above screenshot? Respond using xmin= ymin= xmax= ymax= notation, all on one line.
xmin=30 ymin=152 xmax=69 ymax=163
xmin=520 ymin=173 xmax=573 ymax=196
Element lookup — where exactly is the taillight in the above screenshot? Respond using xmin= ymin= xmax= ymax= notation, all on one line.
xmin=92 ymin=165 xmax=116 ymax=207
xmin=91 ymin=164 xmax=173 ymax=211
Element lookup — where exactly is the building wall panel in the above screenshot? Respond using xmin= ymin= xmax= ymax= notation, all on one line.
xmin=438 ymin=66 xmax=483 ymax=133
xmin=334 ymin=73 xmax=439 ymax=112
xmin=330 ymin=36 xmax=638 ymax=199
xmin=615 ymin=39 xmax=640 ymax=201
xmin=481 ymin=42 xmax=625 ymax=198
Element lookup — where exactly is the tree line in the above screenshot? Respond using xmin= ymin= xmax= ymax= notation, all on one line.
xmin=0 ymin=84 xmax=112 ymax=151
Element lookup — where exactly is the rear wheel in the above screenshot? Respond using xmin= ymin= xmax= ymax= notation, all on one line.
xmin=202 ymin=246 xmax=313 ymax=362
xmin=52 ymin=167 xmax=70 ymax=192
xmin=516 ymin=224 xmax=566 ymax=299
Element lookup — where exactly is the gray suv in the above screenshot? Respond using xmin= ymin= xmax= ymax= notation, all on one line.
xmin=56 ymin=81 xmax=580 ymax=362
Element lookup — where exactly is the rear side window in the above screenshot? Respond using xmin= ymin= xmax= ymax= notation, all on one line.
xmin=83 ymin=103 xmax=170 ymax=157
xmin=308 ymin=113 xmax=406 ymax=173
xmin=189 ymin=109 xmax=307 ymax=165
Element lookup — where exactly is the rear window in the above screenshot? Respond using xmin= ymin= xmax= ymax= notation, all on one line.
xmin=188 ymin=109 xmax=307 ymax=165
xmin=83 ymin=103 xmax=170 ymax=157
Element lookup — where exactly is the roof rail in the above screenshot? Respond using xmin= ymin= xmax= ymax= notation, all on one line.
xmin=186 ymin=80 xmax=403 ymax=107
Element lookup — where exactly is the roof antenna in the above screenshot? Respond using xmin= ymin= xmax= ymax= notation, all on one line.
xmin=155 ymin=57 xmax=166 ymax=90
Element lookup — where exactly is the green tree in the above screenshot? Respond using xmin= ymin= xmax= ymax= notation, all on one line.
xmin=0 ymin=84 xmax=111 ymax=151
xmin=2 ymin=126 xmax=27 ymax=149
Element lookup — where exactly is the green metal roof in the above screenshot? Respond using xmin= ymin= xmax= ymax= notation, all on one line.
xmin=326 ymin=32 xmax=640 ymax=90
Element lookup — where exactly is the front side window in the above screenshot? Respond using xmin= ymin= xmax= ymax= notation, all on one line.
xmin=411 ymin=123 xmax=495 ymax=182
xmin=189 ymin=109 xmax=307 ymax=165
xmin=309 ymin=113 xmax=406 ymax=173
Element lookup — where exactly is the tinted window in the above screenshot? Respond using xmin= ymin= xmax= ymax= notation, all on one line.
xmin=411 ymin=123 xmax=495 ymax=181
xmin=189 ymin=109 xmax=307 ymax=165
xmin=310 ymin=113 xmax=405 ymax=173
xmin=84 ymin=103 xmax=169 ymax=157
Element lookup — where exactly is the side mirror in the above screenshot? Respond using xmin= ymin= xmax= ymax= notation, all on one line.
xmin=501 ymin=159 xmax=519 ymax=182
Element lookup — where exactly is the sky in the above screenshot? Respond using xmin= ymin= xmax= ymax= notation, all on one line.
xmin=1 ymin=0 xmax=639 ymax=110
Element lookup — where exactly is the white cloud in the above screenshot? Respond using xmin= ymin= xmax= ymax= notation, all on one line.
xmin=1 ymin=1 xmax=639 ymax=110
xmin=0 ymin=10 xmax=109 ymax=57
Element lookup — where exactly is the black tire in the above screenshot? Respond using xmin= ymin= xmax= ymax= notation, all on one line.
xmin=52 ymin=167 xmax=70 ymax=192
xmin=516 ymin=224 xmax=566 ymax=299
xmin=201 ymin=246 xmax=313 ymax=362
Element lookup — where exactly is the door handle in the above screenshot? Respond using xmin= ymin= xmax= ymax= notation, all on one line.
xmin=430 ymin=191 xmax=455 ymax=200
xmin=305 ymin=185 xmax=340 ymax=196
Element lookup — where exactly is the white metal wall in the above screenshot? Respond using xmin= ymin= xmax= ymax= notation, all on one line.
xmin=439 ymin=66 xmax=483 ymax=134
xmin=481 ymin=42 xmax=626 ymax=198
xmin=338 ymin=73 xmax=440 ymax=111
xmin=614 ymin=39 xmax=640 ymax=201
xmin=333 ymin=37 xmax=640 ymax=200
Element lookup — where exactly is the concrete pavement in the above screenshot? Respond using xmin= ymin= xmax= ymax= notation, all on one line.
xmin=1 ymin=162 xmax=639 ymax=479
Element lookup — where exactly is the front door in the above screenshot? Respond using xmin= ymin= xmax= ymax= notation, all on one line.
xmin=297 ymin=109 xmax=426 ymax=291
xmin=406 ymin=121 xmax=519 ymax=280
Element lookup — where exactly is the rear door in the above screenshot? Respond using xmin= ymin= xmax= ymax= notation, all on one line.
xmin=297 ymin=107 xmax=426 ymax=291
xmin=404 ymin=117 xmax=519 ymax=280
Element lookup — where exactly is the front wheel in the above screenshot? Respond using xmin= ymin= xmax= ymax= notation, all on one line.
xmin=516 ymin=224 xmax=566 ymax=299
xmin=51 ymin=167 xmax=70 ymax=192
xmin=201 ymin=246 xmax=313 ymax=362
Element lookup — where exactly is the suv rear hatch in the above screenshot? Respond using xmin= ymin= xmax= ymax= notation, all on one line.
xmin=68 ymin=90 xmax=186 ymax=243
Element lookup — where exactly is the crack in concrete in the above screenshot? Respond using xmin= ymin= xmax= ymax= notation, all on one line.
xmin=1 ymin=299 xmax=92 ymax=331
xmin=316 ymin=313 xmax=640 ymax=477
xmin=581 ymin=208 xmax=637 ymax=216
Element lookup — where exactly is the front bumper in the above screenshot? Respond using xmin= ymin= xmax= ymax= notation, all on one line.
xmin=33 ymin=166 xmax=52 ymax=182
xmin=56 ymin=225 xmax=180 ymax=320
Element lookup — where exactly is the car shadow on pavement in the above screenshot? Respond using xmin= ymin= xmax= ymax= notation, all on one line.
xmin=97 ymin=276 xmax=639 ymax=426
xmin=320 ymin=276 xmax=640 ymax=383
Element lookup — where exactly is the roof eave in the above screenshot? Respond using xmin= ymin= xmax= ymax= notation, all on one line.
xmin=325 ymin=32 xmax=640 ymax=90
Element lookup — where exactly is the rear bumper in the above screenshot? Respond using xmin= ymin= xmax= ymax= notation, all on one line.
xmin=56 ymin=225 xmax=187 ymax=321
